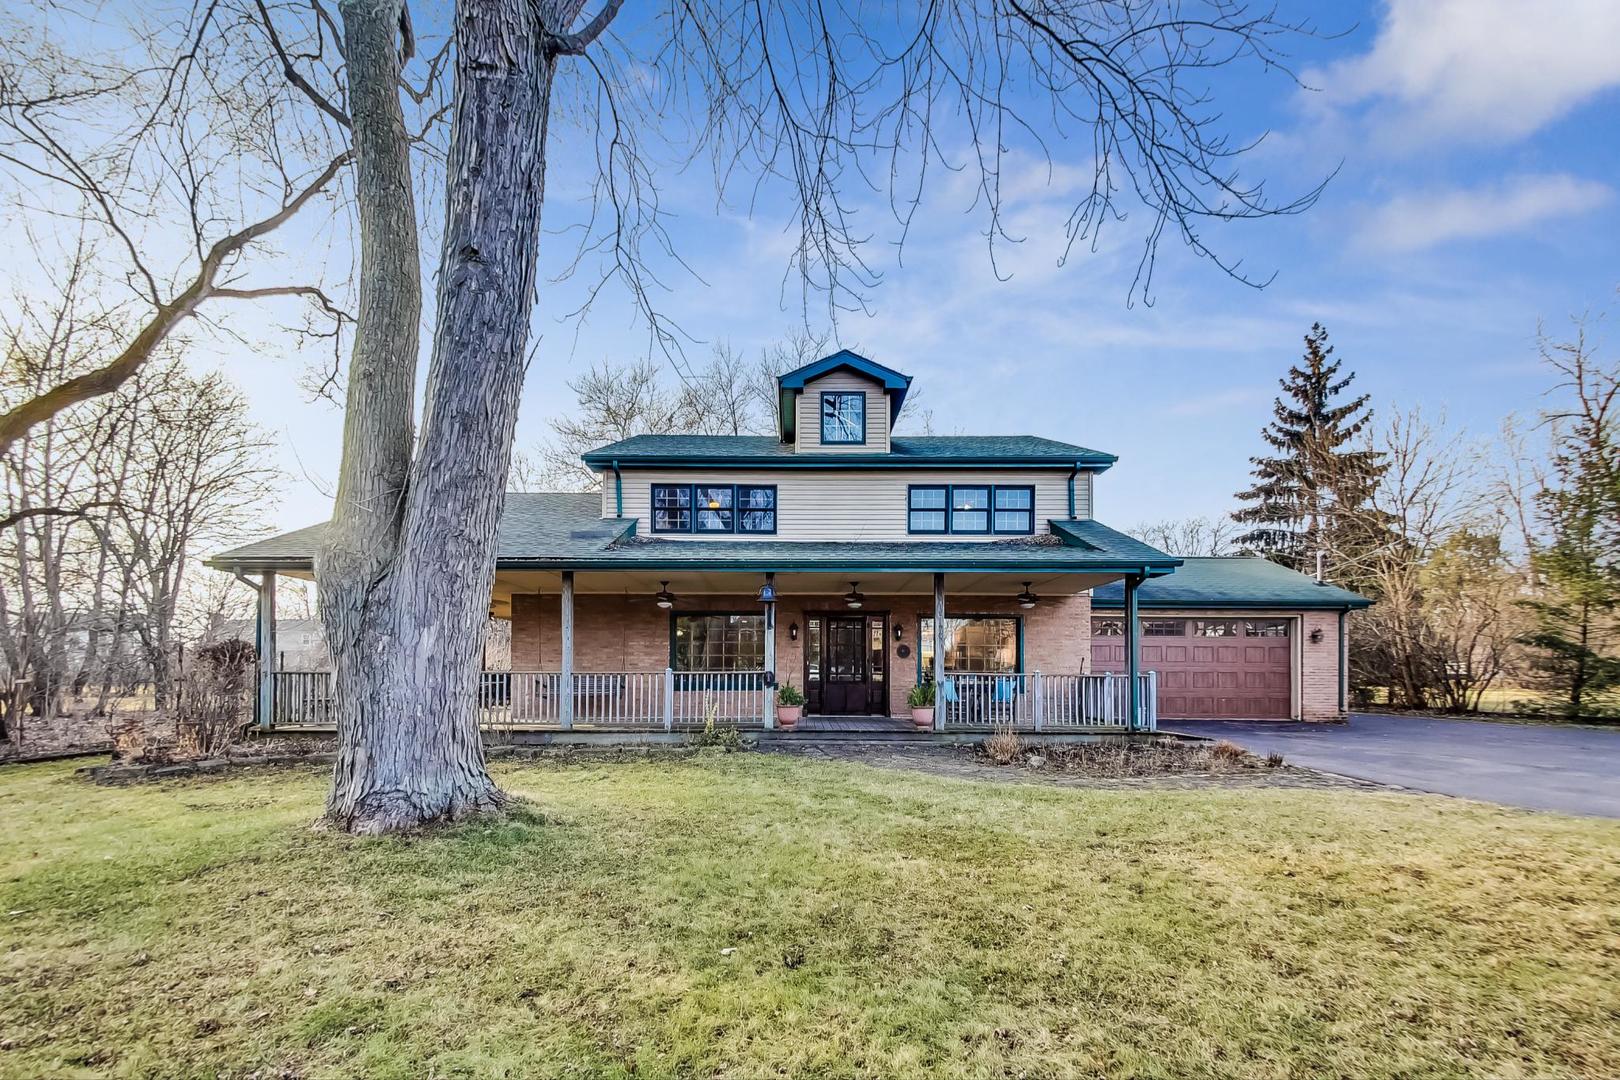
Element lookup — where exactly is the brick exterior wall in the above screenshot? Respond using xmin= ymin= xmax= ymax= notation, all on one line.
xmin=1299 ymin=610 xmax=1346 ymax=721
xmin=509 ymin=588 xmax=1092 ymax=718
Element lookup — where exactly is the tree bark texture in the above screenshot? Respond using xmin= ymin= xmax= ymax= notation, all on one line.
xmin=319 ymin=0 xmax=565 ymax=833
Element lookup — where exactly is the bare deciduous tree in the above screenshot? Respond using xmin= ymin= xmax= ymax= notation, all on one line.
xmin=1129 ymin=516 xmax=1235 ymax=557
xmin=0 ymin=0 xmax=358 ymax=451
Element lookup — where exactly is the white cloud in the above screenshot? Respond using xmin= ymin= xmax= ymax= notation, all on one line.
xmin=1319 ymin=0 xmax=1620 ymax=142
xmin=1357 ymin=174 xmax=1612 ymax=253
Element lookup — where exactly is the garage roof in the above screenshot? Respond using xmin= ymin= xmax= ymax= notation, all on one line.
xmin=1090 ymin=556 xmax=1371 ymax=610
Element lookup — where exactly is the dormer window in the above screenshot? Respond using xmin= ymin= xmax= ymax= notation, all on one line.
xmin=820 ymin=391 xmax=865 ymax=445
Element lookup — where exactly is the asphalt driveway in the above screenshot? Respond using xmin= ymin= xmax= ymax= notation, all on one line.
xmin=1164 ymin=713 xmax=1620 ymax=818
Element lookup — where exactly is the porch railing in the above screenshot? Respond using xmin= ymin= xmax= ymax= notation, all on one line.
xmin=270 ymin=669 xmax=771 ymax=731
xmin=938 ymin=671 xmax=1157 ymax=732
xmin=269 ymin=668 xmax=1155 ymax=732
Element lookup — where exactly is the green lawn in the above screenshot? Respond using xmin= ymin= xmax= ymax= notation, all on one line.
xmin=2 ymin=755 xmax=1618 ymax=1079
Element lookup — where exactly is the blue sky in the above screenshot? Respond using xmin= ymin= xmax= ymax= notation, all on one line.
xmin=214 ymin=0 xmax=1620 ymax=536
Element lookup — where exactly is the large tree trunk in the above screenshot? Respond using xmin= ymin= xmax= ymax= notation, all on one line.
xmin=318 ymin=0 xmax=560 ymax=833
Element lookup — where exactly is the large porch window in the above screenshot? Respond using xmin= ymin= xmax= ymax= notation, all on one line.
xmin=919 ymin=616 xmax=1021 ymax=674
xmin=672 ymin=613 xmax=765 ymax=671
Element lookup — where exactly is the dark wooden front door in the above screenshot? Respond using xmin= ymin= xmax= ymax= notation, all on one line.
xmin=805 ymin=613 xmax=888 ymax=715
xmin=822 ymin=617 xmax=867 ymax=714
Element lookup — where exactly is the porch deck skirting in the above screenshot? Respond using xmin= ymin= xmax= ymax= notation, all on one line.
xmin=268 ymin=669 xmax=1158 ymax=733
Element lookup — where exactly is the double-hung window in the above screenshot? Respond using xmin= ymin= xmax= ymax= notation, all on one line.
xmin=820 ymin=391 xmax=866 ymax=444
xmin=950 ymin=486 xmax=990 ymax=534
xmin=651 ymin=485 xmax=692 ymax=532
xmin=694 ymin=485 xmax=735 ymax=532
xmin=737 ymin=485 xmax=777 ymax=533
xmin=653 ymin=483 xmax=777 ymax=534
xmin=907 ymin=486 xmax=948 ymax=533
xmin=992 ymin=486 xmax=1034 ymax=534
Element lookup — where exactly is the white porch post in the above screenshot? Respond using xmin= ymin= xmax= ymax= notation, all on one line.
xmin=761 ymin=572 xmax=777 ymax=729
xmin=255 ymin=571 xmax=277 ymax=729
xmin=1124 ymin=573 xmax=1141 ymax=731
xmin=560 ymin=570 xmax=575 ymax=730
xmin=932 ymin=572 xmax=946 ymax=732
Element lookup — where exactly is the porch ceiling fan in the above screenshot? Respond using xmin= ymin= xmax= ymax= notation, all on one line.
xmin=844 ymin=581 xmax=865 ymax=609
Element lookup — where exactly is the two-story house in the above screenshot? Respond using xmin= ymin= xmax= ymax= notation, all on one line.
xmin=209 ymin=351 xmax=1368 ymax=734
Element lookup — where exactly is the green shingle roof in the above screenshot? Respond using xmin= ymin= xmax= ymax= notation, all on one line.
xmin=207 ymin=494 xmax=1174 ymax=575
xmin=206 ymin=494 xmax=634 ymax=569
xmin=1090 ymin=557 xmax=1371 ymax=610
xmin=580 ymin=434 xmax=1117 ymax=467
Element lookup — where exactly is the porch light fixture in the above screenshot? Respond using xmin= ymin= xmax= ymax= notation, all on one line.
xmin=1309 ymin=627 xmax=1324 ymax=644
xmin=893 ymin=624 xmax=904 ymax=642
xmin=1016 ymin=582 xmax=1038 ymax=609
xmin=655 ymin=581 xmax=675 ymax=609
xmin=844 ymin=581 xmax=865 ymax=609
xmin=789 ymin=622 xmax=799 ymax=642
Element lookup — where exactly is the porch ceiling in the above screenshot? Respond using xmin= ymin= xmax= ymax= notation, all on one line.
xmin=488 ymin=569 xmax=1125 ymax=618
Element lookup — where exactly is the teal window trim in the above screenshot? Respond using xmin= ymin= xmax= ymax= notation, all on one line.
xmin=992 ymin=485 xmax=1035 ymax=535
xmin=949 ymin=485 xmax=991 ymax=535
xmin=651 ymin=484 xmax=693 ymax=533
xmin=653 ymin=483 xmax=778 ymax=534
xmin=907 ymin=484 xmax=949 ymax=534
xmin=907 ymin=484 xmax=1033 ymax=536
xmin=693 ymin=484 xmax=737 ymax=533
xmin=820 ymin=391 xmax=866 ymax=445
xmin=736 ymin=484 xmax=778 ymax=534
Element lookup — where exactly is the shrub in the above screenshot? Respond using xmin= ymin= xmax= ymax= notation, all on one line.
xmin=907 ymin=682 xmax=935 ymax=708
xmin=174 ymin=641 xmax=254 ymax=759
xmin=691 ymin=706 xmax=743 ymax=750
xmin=776 ymin=682 xmax=806 ymax=707
xmin=1210 ymin=739 xmax=1249 ymax=766
xmin=1265 ymin=752 xmax=1285 ymax=768
xmin=984 ymin=723 xmax=1022 ymax=765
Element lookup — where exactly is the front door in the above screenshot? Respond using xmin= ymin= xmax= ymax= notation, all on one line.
xmin=805 ymin=613 xmax=888 ymax=715
xmin=822 ymin=616 xmax=867 ymax=714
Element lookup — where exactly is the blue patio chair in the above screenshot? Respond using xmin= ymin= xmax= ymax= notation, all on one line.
xmin=992 ymin=676 xmax=1016 ymax=703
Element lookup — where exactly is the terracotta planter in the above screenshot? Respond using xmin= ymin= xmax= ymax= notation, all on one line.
xmin=911 ymin=707 xmax=935 ymax=730
xmin=776 ymin=705 xmax=802 ymax=730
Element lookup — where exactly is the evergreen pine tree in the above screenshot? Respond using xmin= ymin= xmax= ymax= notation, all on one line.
xmin=1517 ymin=331 xmax=1620 ymax=717
xmin=1232 ymin=323 xmax=1387 ymax=581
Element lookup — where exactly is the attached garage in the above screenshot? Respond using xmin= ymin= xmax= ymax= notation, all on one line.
xmin=1090 ymin=558 xmax=1371 ymax=722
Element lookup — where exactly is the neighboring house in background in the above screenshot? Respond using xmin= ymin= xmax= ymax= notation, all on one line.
xmin=208 ymin=351 xmax=1368 ymax=733
xmin=208 ymin=617 xmax=513 ymax=674
xmin=209 ymin=618 xmax=332 ymax=671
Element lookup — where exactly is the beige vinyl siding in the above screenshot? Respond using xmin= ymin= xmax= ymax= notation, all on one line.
xmin=794 ymin=370 xmax=891 ymax=453
xmin=622 ymin=467 xmax=1080 ymax=541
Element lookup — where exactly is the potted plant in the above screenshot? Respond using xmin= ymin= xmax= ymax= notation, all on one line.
xmin=907 ymin=681 xmax=935 ymax=730
xmin=775 ymin=682 xmax=806 ymax=730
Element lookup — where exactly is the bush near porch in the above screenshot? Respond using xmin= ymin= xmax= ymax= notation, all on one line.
xmin=2 ymin=756 xmax=1618 ymax=1078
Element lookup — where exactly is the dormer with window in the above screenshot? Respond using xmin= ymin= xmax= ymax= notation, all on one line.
xmin=776 ymin=350 xmax=911 ymax=454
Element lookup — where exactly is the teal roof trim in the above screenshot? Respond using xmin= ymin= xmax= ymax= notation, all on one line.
xmin=1090 ymin=556 xmax=1372 ymax=610
xmin=581 ymin=434 xmax=1117 ymax=469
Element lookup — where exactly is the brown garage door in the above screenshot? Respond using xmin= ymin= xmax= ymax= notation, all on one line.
xmin=1090 ymin=616 xmax=1292 ymax=719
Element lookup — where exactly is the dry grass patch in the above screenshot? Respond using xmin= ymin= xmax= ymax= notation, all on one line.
xmin=1 ymin=754 xmax=1617 ymax=1078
